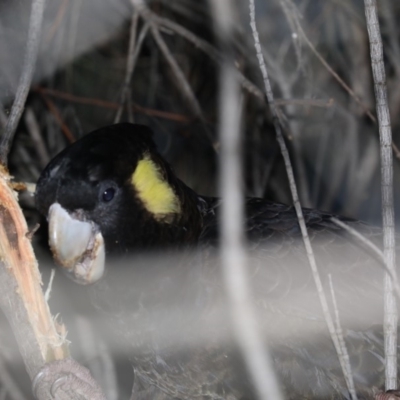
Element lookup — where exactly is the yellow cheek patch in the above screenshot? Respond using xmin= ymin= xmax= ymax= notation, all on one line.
xmin=131 ymin=156 xmax=181 ymax=219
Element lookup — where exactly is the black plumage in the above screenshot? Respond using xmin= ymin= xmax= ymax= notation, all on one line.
xmin=35 ymin=123 xmax=396 ymax=399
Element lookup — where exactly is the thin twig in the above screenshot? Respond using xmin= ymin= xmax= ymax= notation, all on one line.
xmin=211 ymin=1 xmax=284 ymax=399
xmin=328 ymin=275 xmax=357 ymax=400
xmin=284 ymin=0 xmax=400 ymax=159
xmin=149 ymin=22 xmax=217 ymax=147
xmin=33 ymin=87 xmax=194 ymax=123
xmin=39 ymin=94 xmax=75 ymax=143
xmin=364 ymin=0 xmax=398 ymax=389
xmin=0 ymin=0 xmax=47 ymax=166
xmin=45 ymin=0 xmax=68 ymax=43
xmin=249 ymin=1 xmax=357 ymax=399
xmin=274 ymin=98 xmax=334 ymax=108
xmin=114 ymin=11 xmax=140 ymax=123
xmin=150 ymin=27 xmax=203 ymax=118
xmin=286 ymin=1 xmax=376 ymax=122
xmin=272 ymin=0 xmax=311 ymax=207
xmin=331 ymin=218 xmax=384 ymax=262
xmin=330 ymin=217 xmax=400 ymax=301
xmin=44 ymin=269 xmax=55 ymax=303
xmin=120 ymin=20 xmax=151 ymax=121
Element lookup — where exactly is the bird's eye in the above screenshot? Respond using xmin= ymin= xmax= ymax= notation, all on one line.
xmin=102 ymin=188 xmax=115 ymax=202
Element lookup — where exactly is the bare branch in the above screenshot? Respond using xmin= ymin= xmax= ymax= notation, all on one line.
xmin=0 ymin=167 xmax=69 ymax=382
xmin=331 ymin=217 xmax=400 ymax=302
xmin=211 ymin=1 xmax=284 ymax=399
xmin=114 ymin=11 xmax=140 ymax=124
xmin=0 ymin=0 xmax=47 ymax=166
xmin=328 ymin=275 xmax=357 ymax=400
xmin=34 ymin=86 xmax=194 ymax=123
xmin=364 ymin=0 xmax=398 ymax=389
xmin=249 ymin=1 xmax=357 ymax=398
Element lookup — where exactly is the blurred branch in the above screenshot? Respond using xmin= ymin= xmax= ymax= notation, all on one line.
xmin=24 ymin=107 xmax=50 ymax=169
xmin=328 ymin=275 xmax=357 ymax=400
xmin=75 ymin=316 xmax=118 ymax=400
xmin=249 ymin=1 xmax=357 ymax=398
xmin=364 ymin=0 xmax=398 ymax=390
xmin=274 ymin=0 xmax=311 ymax=207
xmin=284 ymin=0 xmax=400 ymax=159
xmin=131 ymin=0 xmax=216 ymax=145
xmin=0 ymin=0 xmax=47 ymax=166
xmin=330 ymin=217 xmax=400 ymax=301
xmin=150 ymin=26 xmax=205 ymax=120
xmin=211 ymin=0 xmax=284 ymax=399
xmin=34 ymin=86 xmax=194 ymax=123
xmin=274 ymin=98 xmax=334 ymax=108
xmin=114 ymin=11 xmax=140 ymax=124
xmin=0 ymin=109 xmax=6 ymax=128
xmin=285 ymin=1 xmax=376 ymax=122
xmin=39 ymin=93 xmax=76 ymax=143
xmin=153 ymin=13 xmax=264 ymax=100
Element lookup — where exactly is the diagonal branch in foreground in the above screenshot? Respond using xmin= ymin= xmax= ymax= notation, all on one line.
xmin=249 ymin=0 xmax=357 ymax=398
xmin=0 ymin=167 xmax=69 ymax=381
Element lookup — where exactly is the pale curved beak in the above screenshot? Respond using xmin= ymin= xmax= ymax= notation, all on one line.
xmin=48 ymin=203 xmax=105 ymax=285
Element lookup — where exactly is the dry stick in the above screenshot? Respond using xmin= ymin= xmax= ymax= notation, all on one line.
xmin=248 ymin=1 xmax=358 ymax=399
xmin=364 ymin=0 xmax=398 ymax=390
xmin=210 ymin=0 xmax=284 ymax=399
xmin=0 ymin=0 xmax=69 ymax=392
xmin=0 ymin=0 xmax=47 ymax=166
xmin=114 ymin=11 xmax=139 ymax=123
xmin=328 ymin=275 xmax=357 ymax=400
xmin=0 ymin=167 xmax=69 ymax=381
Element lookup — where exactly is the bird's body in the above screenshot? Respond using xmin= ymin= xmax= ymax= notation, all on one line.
xmin=35 ymin=123 xmax=395 ymax=399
